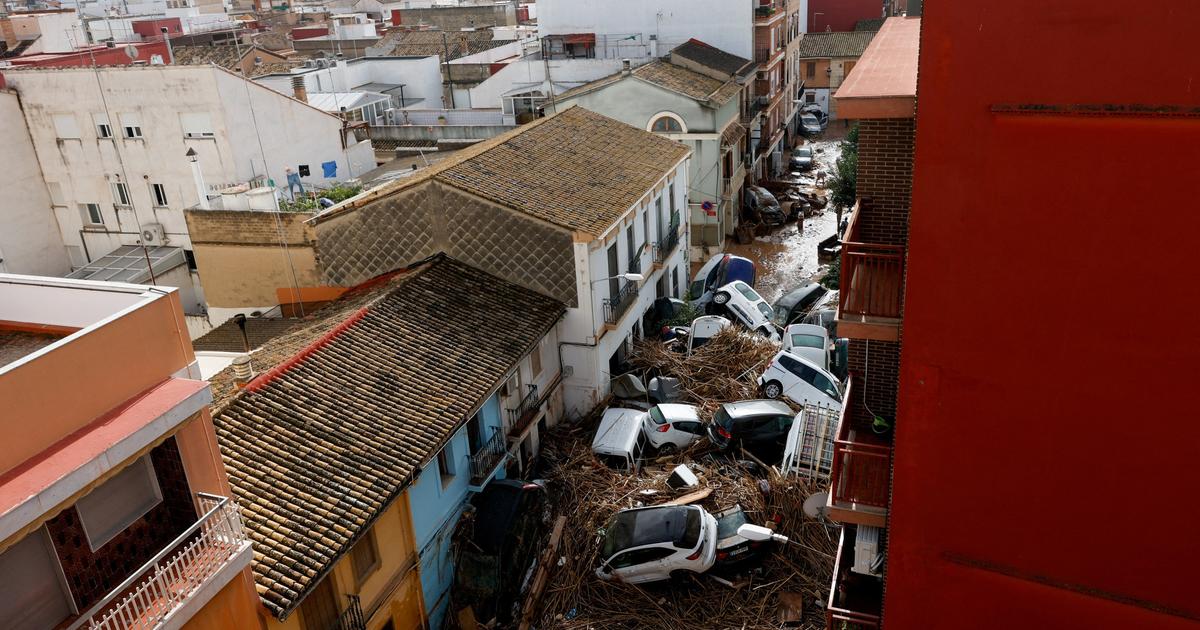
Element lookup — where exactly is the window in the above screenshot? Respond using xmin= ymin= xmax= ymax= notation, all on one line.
xmin=180 ymin=112 xmax=214 ymax=138
xmin=80 ymin=203 xmax=104 ymax=226
xmin=640 ymin=209 xmax=649 ymax=250
xmin=650 ymin=115 xmax=683 ymax=133
xmin=735 ymin=282 xmax=760 ymax=301
xmin=300 ymin=576 xmax=340 ymax=630
xmin=112 ymin=182 xmax=132 ymax=206
xmin=437 ymin=446 xmax=455 ymax=487
xmin=806 ymin=61 xmax=816 ymax=79
xmin=625 ymin=224 xmax=636 ymax=270
xmin=350 ymin=530 xmax=380 ymax=585
xmin=530 ymin=338 xmax=543 ymax=378
xmin=610 ymin=547 xmax=674 ymax=568
xmin=151 ymin=183 xmax=168 ymax=207
xmin=805 ymin=92 xmax=816 ymax=104
xmin=790 ymin=334 xmax=825 ymax=349
xmin=76 ymin=455 xmax=162 ymax=551
xmin=92 ymin=113 xmax=112 ymax=138
xmin=47 ymin=181 xmax=65 ymax=207
xmin=53 ymin=114 xmax=80 ymax=139
xmin=0 ymin=528 xmax=75 ymax=629
xmin=674 ymin=421 xmax=703 ymax=435
xmin=120 ymin=113 xmax=142 ymax=139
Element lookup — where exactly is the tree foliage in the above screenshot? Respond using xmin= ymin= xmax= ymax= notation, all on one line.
xmin=828 ymin=124 xmax=859 ymax=209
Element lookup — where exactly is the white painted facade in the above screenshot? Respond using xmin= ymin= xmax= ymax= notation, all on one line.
xmin=2 ymin=65 xmax=372 ymax=318
xmin=537 ymin=0 xmax=754 ymax=59
xmin=466 ymin=56 xmax=627 ymax=114
xmin=7 ymin=11 xmax=83 ymax=53
xmin=255 ymin=56 xmax=444 ymax=111
xmin=558 ymin=159 xmax=691 ymax=417
xmin=0 ymin=90 xmax=71 ymax=277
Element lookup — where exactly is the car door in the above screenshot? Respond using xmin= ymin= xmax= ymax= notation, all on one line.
xmin=781 ymin=356 xmax=823 ymax=403
xmin=610 ymin=547 xmax=675 ymax=583
xmin=669 ymin=420 xmax=704 ymax=447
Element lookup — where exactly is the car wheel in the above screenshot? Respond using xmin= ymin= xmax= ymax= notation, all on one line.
xmin=763 ymin=380 xmax=783 ymax=399
xmin=713 ymin=291 xmax=730 ymax=306
xmin=659 ymin=443 xmax=678 ymax=455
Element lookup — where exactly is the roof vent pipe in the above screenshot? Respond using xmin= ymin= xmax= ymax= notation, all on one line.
xmin=232 ymin=354 xmax=254 ymax=388
xmin=291 ymin=75 xmax=308 ymax=103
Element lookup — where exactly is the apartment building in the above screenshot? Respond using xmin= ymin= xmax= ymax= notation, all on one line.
xmin=819 ymin=16 xmax=918 ymax=628
xmin=0 ymin=87 xmax=69 ymax=277
xmin=0 ymin=274 xmax=258 ymax=630
xmin=796 ymin=30 xmax=875 ymax=119
xmin=205 ymin=255 xmax=566 ymax=630
xmin=312 ymin=106 xmax=690 ymax=418
xmin=554 ymin=40 xmax=755 ymax=256
xmin=749 ymin=0 xmax=803 ymax=180
xmin=889 ymin=2 xmax=1200 ymax=628
xmin=0 ymin=65 xmax=374 ymax=333
xmin=253 ymin=55 xmax=444 ymax=122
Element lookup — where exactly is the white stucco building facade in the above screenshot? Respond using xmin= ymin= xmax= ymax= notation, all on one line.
xmin=537 ymin=0 xmax=754 ymax=59
xmin=0 ymin=65 xmax=373 ymax=331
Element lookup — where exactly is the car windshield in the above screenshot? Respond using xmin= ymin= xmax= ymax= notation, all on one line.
xmin=790 ymin=333 xmax=824 ymax=349
xmin=735 ymin=282 xmax=761 ymax=301
xmin=757 ymin=302 xmax=773 ymax=319
xmin=689 ymin=278 xmax=706 ymax=299
xmin=802 ymin=115 xmax=819 ymax=124
xmin=676 ymin=508 xmax=701 ymax=549
xmin=648 ymin=407 xmax=667 ymax=425
xmin=795 ymin=147 xmax=812 ymax=157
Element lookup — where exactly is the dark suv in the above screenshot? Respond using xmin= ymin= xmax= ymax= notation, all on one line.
xmin=706 ymin=400 xmax=796 ymax=463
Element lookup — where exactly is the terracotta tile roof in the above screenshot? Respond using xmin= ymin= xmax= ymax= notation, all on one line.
xmin=720 ymin=121 xmax=747 ymax=148
xmin=192 ymin=317 xmax=301 ymax=353
xmin=556 ymin=60 xmax=742 ymax=110
xmin=318 ymin=106 xmax=691 ymax=236
xmin=211 ymin=256 xmax=565 ymax=619
xmin=795 ymin=31 xmax=877 ymax=59
xmin=633 ymin=59 xmax=741 ymax=105
xmin=172 ymin=44 xmax=293 ymax=75
xmin=374 ymin=28 xmax=506 ymax=59
xmin=671 ymin=39 xmax=756 ymax=78
xmin=250 ymin=61 xmax=300 ymax=77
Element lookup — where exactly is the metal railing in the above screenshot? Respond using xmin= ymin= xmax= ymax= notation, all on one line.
xmin=653 ymin=220 xmax=681 ymax=264
xmin=469 ymin=430 xmax=508 ymax=484
xmin=328 ymin=595 xmax=366 ymax=630
xmin=506 ymin=383 xmax=541 ymax=435
xmin=826 ymin=528 xmax=882 ymax=629
xmin=70 ymin=493 xmax=247 ymax=630
xmin=627 ymin=251 xmax=642 ymax=275
xmin=839 ymin=202 xmax=905 ymax=319
xmin=603 ymin=280 xmax=639 ymax=325
xmin=829 ymin=379 xmax=891 ymax=509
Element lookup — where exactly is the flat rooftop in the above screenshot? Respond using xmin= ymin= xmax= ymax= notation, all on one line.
xmin=834 ymin=16 xmax=921 ymax=119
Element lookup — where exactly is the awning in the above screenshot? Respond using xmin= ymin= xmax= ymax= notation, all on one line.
xmin=66 ymin=245 xmax=187 ymax=285
xmin=721 ymin=122 xmax=747 ymax=148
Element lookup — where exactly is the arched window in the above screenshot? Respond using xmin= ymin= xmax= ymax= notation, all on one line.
xmin=649 ymin=114 xmax=685 ymax=133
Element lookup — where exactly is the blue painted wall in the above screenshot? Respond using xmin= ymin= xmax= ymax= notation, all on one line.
xmin=408 ymin=392 xmax=506 ymax=629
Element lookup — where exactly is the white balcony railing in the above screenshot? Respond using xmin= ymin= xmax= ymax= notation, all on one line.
xmin=69 ymin=493 xmax=249 ymax=630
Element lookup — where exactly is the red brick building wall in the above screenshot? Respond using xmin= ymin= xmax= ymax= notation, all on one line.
xmin=855 ymin=118 xmax=914 ymax=246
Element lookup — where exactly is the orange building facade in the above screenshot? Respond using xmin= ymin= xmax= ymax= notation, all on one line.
xmin=0 ymin=274 xmax=259 ymax=630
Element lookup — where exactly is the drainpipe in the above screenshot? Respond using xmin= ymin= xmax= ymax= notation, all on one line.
xmin=187 ymin=148 xmax=210 ymax=209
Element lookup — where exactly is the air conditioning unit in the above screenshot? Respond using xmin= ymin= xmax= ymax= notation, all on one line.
xmin=852 ymin=525 xmax=883 ymax=576
xmin=140 ymin=223 xmax=166 ymax=246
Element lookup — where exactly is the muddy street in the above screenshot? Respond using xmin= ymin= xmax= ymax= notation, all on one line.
xmin=728 ymin=137 xmax=845 ymax=305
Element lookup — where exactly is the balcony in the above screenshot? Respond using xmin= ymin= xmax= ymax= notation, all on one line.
xmin=330 ymin=595 xmax=366 ymax=630
xmin=627 ymin=251 xmax=642 ymax=275
xmin=652 ymin=218 xmax=681 ymax=264
xmin=506 ymin=383 xmax=541 ymax=438
xmin=825 ymin=526 xmax=883 ymax=629
xmin=838 ymin=200 xmax=905 ymax=341
xmin=69 ymin=493 xmax=251 ymax=630
xmin=753 ymin=2 xmax=785 ymax=24
xmin=603 ymin=280 xmax=639 ymax=326
xmin=468 ymin=430 xmax=509 ymax=489
xmin=826 ymin=376 xmax=891 ymax=528
xmin=754 ymin=46 xmax=785 ymax=67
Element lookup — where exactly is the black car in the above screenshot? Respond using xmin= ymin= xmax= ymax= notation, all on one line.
xmin=456 ymin=480 xmax=548 ymax=624
xmin=771 ymin=283 xmax=830 ymax=328
xmin=707 ymin=400 xmax=796 ymax=463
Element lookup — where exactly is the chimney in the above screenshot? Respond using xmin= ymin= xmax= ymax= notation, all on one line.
xmin=621 ymin=58 xmax=631 ymax=75
xmin=291 ymin=75 xmax=307 ymax=103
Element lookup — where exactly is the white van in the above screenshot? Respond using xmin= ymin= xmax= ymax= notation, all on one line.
xmin=688 ymin=315 xmax=731 ymax=354
xmin=592 ymin=407 xmax=647 ymax=472
xmin=758 ymin=350 xmax=843 ymax=409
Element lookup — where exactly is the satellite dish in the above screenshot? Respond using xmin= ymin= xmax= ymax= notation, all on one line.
xmin=803 ymin=491 xmax=830 ymax=519
xmin=124 ymin=44 xmax=139 ymax=60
